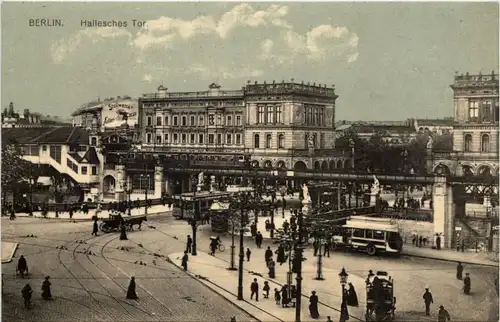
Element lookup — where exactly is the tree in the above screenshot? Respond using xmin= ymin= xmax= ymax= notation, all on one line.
xmin=1 ymin=143 xmax=25 ymax=203
xmin=432 ymin=133 xmax=453 ymax=151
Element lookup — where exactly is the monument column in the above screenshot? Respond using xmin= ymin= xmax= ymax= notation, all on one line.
xmin=114 ymin=164 xmax=126 ymax=201
xmin=154 ymin=166 xmax=164 ymax=199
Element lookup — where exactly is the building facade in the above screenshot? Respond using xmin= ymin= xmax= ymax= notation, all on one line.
xmin=138 ymin=81 xmax=349 ymax=170
xmin=139 ymin=83 xmax=245 ymax=156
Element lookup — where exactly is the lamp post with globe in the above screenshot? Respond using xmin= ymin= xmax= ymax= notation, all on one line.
xmin=339 ymin=267 xmax=349 ymax=322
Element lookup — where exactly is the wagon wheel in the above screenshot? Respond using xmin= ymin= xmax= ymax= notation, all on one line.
xmin=99 ymin=222 xmax=110 ymax=233
xmin=331 ymin=242 xmax=338 ymax=251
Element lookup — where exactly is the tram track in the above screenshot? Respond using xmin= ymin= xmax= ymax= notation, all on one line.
xmin=83 ymin=233 xmax=174 ymax=318
xmin=55 ymin=234 xmax=151 ymax=321
xmin=69 ymin=234 xmax=158 ymax=321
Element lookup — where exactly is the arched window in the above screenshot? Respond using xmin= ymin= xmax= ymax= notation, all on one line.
xmin=278 ymin=134 xmax=285 ymax=149
xmin=266 ymin=134 xmax=272 ymax=148
xmin=464 ymin=134 xmax=472 ymax=152
xmin=481 ymin=134 xmax=490 ymax=152
xmin=254 ymin=134 xmax=260 ymax=148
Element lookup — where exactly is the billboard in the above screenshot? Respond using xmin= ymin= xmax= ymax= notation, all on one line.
xmin=100 ymin=98 xmax=138 ymax=129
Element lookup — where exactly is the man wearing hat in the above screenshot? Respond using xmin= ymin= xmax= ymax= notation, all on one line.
xmin=438 ymin=305 xmax=451 ymax=322
xmin=463 ymin=273 xmax=471 ymax=294
xmin=422 ymin=287 xmax=433 ymax=316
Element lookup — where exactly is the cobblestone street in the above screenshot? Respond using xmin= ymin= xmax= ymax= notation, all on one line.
xmin=135 ymin=217 xmax=498 ymax=322
xmin=1 ymin=216 xmax=256 ymax=322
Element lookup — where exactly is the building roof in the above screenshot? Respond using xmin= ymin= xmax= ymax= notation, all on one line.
xmin=1 ymin=126 xmax=89 ymax=145
xmin=416 ymin=118 xmax=454 ymax=126
xmin=351 ymin=124 xmax=415 ymax=134
xmin=82 ymin=147 xmax=99 ymax=164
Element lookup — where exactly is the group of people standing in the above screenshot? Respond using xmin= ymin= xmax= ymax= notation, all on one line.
xmin=17 ymin=255 xmax=53 ymax=309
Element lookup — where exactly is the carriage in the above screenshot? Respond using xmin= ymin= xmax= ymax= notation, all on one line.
xmin=365 ymin=271 xmax=396 ymax=321
xmin=99 ymin=214 xmax=147 ymax=233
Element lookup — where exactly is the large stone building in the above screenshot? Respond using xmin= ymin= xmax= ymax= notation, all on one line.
xmin=433 ymin=71 xmax=499 ymax=177
xmin=138 ymin=81 xmax=349 ymax=171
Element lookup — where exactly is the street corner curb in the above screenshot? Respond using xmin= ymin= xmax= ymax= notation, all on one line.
xmin=2 ymin=242 xmax=19 ymax=264
xmin=403 ymin=253 xmax=499 ymax=268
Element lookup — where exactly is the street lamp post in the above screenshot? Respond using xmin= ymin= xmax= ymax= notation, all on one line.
xmin=315 ymin=229 xmax=324 ymax=280
xmin=228 ymin=214 xmax=237 ymax=270
xmin=140 ymin=173 xmax=150 ymax=215
xmin=339 ymin=267 xmax=349 ymax=322
xmin=191 ymin=175 xmax=199 ymax=256
xmin=295 ymin=210 xmax=305 ymax=322
xmin=237 ymin=192 xmax=248 ymax=300
xmin=121 ymin=180 xmax=133 ymax=216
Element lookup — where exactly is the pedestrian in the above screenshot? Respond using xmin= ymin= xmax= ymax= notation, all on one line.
xmin=419 ymin=236 xmax=423 ymax=247
xmin=17 ymin=255 xmax=28 ymax=278
xmin=268 ymin=259 xmax=276 ymax=278
xmin=326 ymin=316 xmax=333 ymax=322
xmin=92 ymin=219 xmax=99 ymax=236
xmin=9 ymin=206 xmax=16 ymax=220
xmin=250 ymin=278 xmax=259 ymax=301
xmin=120 ymin=223 xmax=128 ymax=240
xmin=265 ymin=246 xmax=273 ymax=265
xmin=436 ymin=235 xmax=441 ymax=250
xmin=265 ymin=219 xmax=270 ymax=231
xmin=463 ymin=273 xmax=471 ymax=294
xmin=230 ymin=316 xmax=236 ymax=322
xmin=313 ymin=239 xmax=319 ymax=256
xmin=246 ymin=248 xmax=251 ymax=261
xmin=456 ymin=262 xmax=463 ymax=280
xmin=309 ymin=291 xmax=319 ymax=319
xmin=340 ymin=299 xmax=349 ymax=322
xmin=41 ymin=276 xmax=52 ymax=300
xmin=181 ymin=251 xmax=188 ymax=271
xmin=347 ymin=282 xmax=358 ymax=307
xmin=276 ymin=244 xmax=286 ymax=265
xmin=437 ymin=305 xmax=451 ymax=322
xmin=21 ymin=283 xmax=32 ymax=309
xmin=186 ymin=235 xmax=192 ymax=253
xmin=250 ymin=223 xmax=257 ymax=238
xmin=274 ymin=288 xmax=281 ymax=305
xmin=126 ymin=277 xmax=138 ymax=300
xmin=263 ymin=281 xmax=270 ymax=298
xmin=324 ymin=238 xmax=331 ymax=257
xmin=255 ymin=232 xmax=263 ymax=248
xmin=422 ymin=287 xmax=433 ymax=316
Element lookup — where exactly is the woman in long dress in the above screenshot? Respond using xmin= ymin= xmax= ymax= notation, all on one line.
xmin=126 ymin=277 xmax=138 ymax=300
xmin=347 ymin=283 xmax=359 ymax=307
xmin=309 ymin=291 xmax=319 ymax=319
xmin=41 ymin=276 xmax=52 ymax=300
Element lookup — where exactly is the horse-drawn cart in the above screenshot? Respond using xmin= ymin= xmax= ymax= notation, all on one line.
xmin=365 ymin=271 xmax=396 ymax=321
xmin=99 ymin=214 xmax=147 ymax=233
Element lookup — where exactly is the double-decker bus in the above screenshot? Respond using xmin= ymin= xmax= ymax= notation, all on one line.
xmin=331 ymin=216 xmax=403 ymax=256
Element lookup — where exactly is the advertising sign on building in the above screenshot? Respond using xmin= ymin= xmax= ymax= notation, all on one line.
xmin=100 ymin=98 xmax=139 ymax=129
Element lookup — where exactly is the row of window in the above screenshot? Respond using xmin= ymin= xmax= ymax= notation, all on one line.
xmin=304 ymin=104 xmax=326 ymax=126
xmin=146 ymin=132 xmax=243 ymax=145
xmin=464 ymin=133 xmax=494 ymax=152
xmin=257 ymin=104 xmax=283 ymax=124
xmin=143 ymin=100 xmax=244 ymax=109
xmin=253 ymin=133 xmax=286 ymax=149
xmin=468 ymin=100 xmax=499 ymax=122
xmin=66 ymin=159 xmax=98 ymax=175
xmin=147 ymin=114 xmax=243 ymax=127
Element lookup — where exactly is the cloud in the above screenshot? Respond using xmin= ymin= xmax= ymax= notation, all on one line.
xmin=142 ymin=74 xmax=153 ymax=83
xmin=51 ymin=4 xmax=360 ymax=80
xmin=50 ymin=27 xmax=132 ymax=64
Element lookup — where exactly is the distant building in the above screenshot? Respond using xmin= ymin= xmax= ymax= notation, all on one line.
xmin=71 ymin=96 xmax=138 ymax=130
xmin=1 ymin=102 xmax=71 ymax=128
xmin=414 ymin=117 xmax=454 ymax=135
xmin=432 ymin=71 xmax=499 ymax=177
xmin=335 ymin=120 xmax=416 ymax=146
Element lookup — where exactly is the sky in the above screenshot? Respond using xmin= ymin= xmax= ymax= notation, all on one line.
xmin=1 ymin=2 xmax=498 ymax=121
